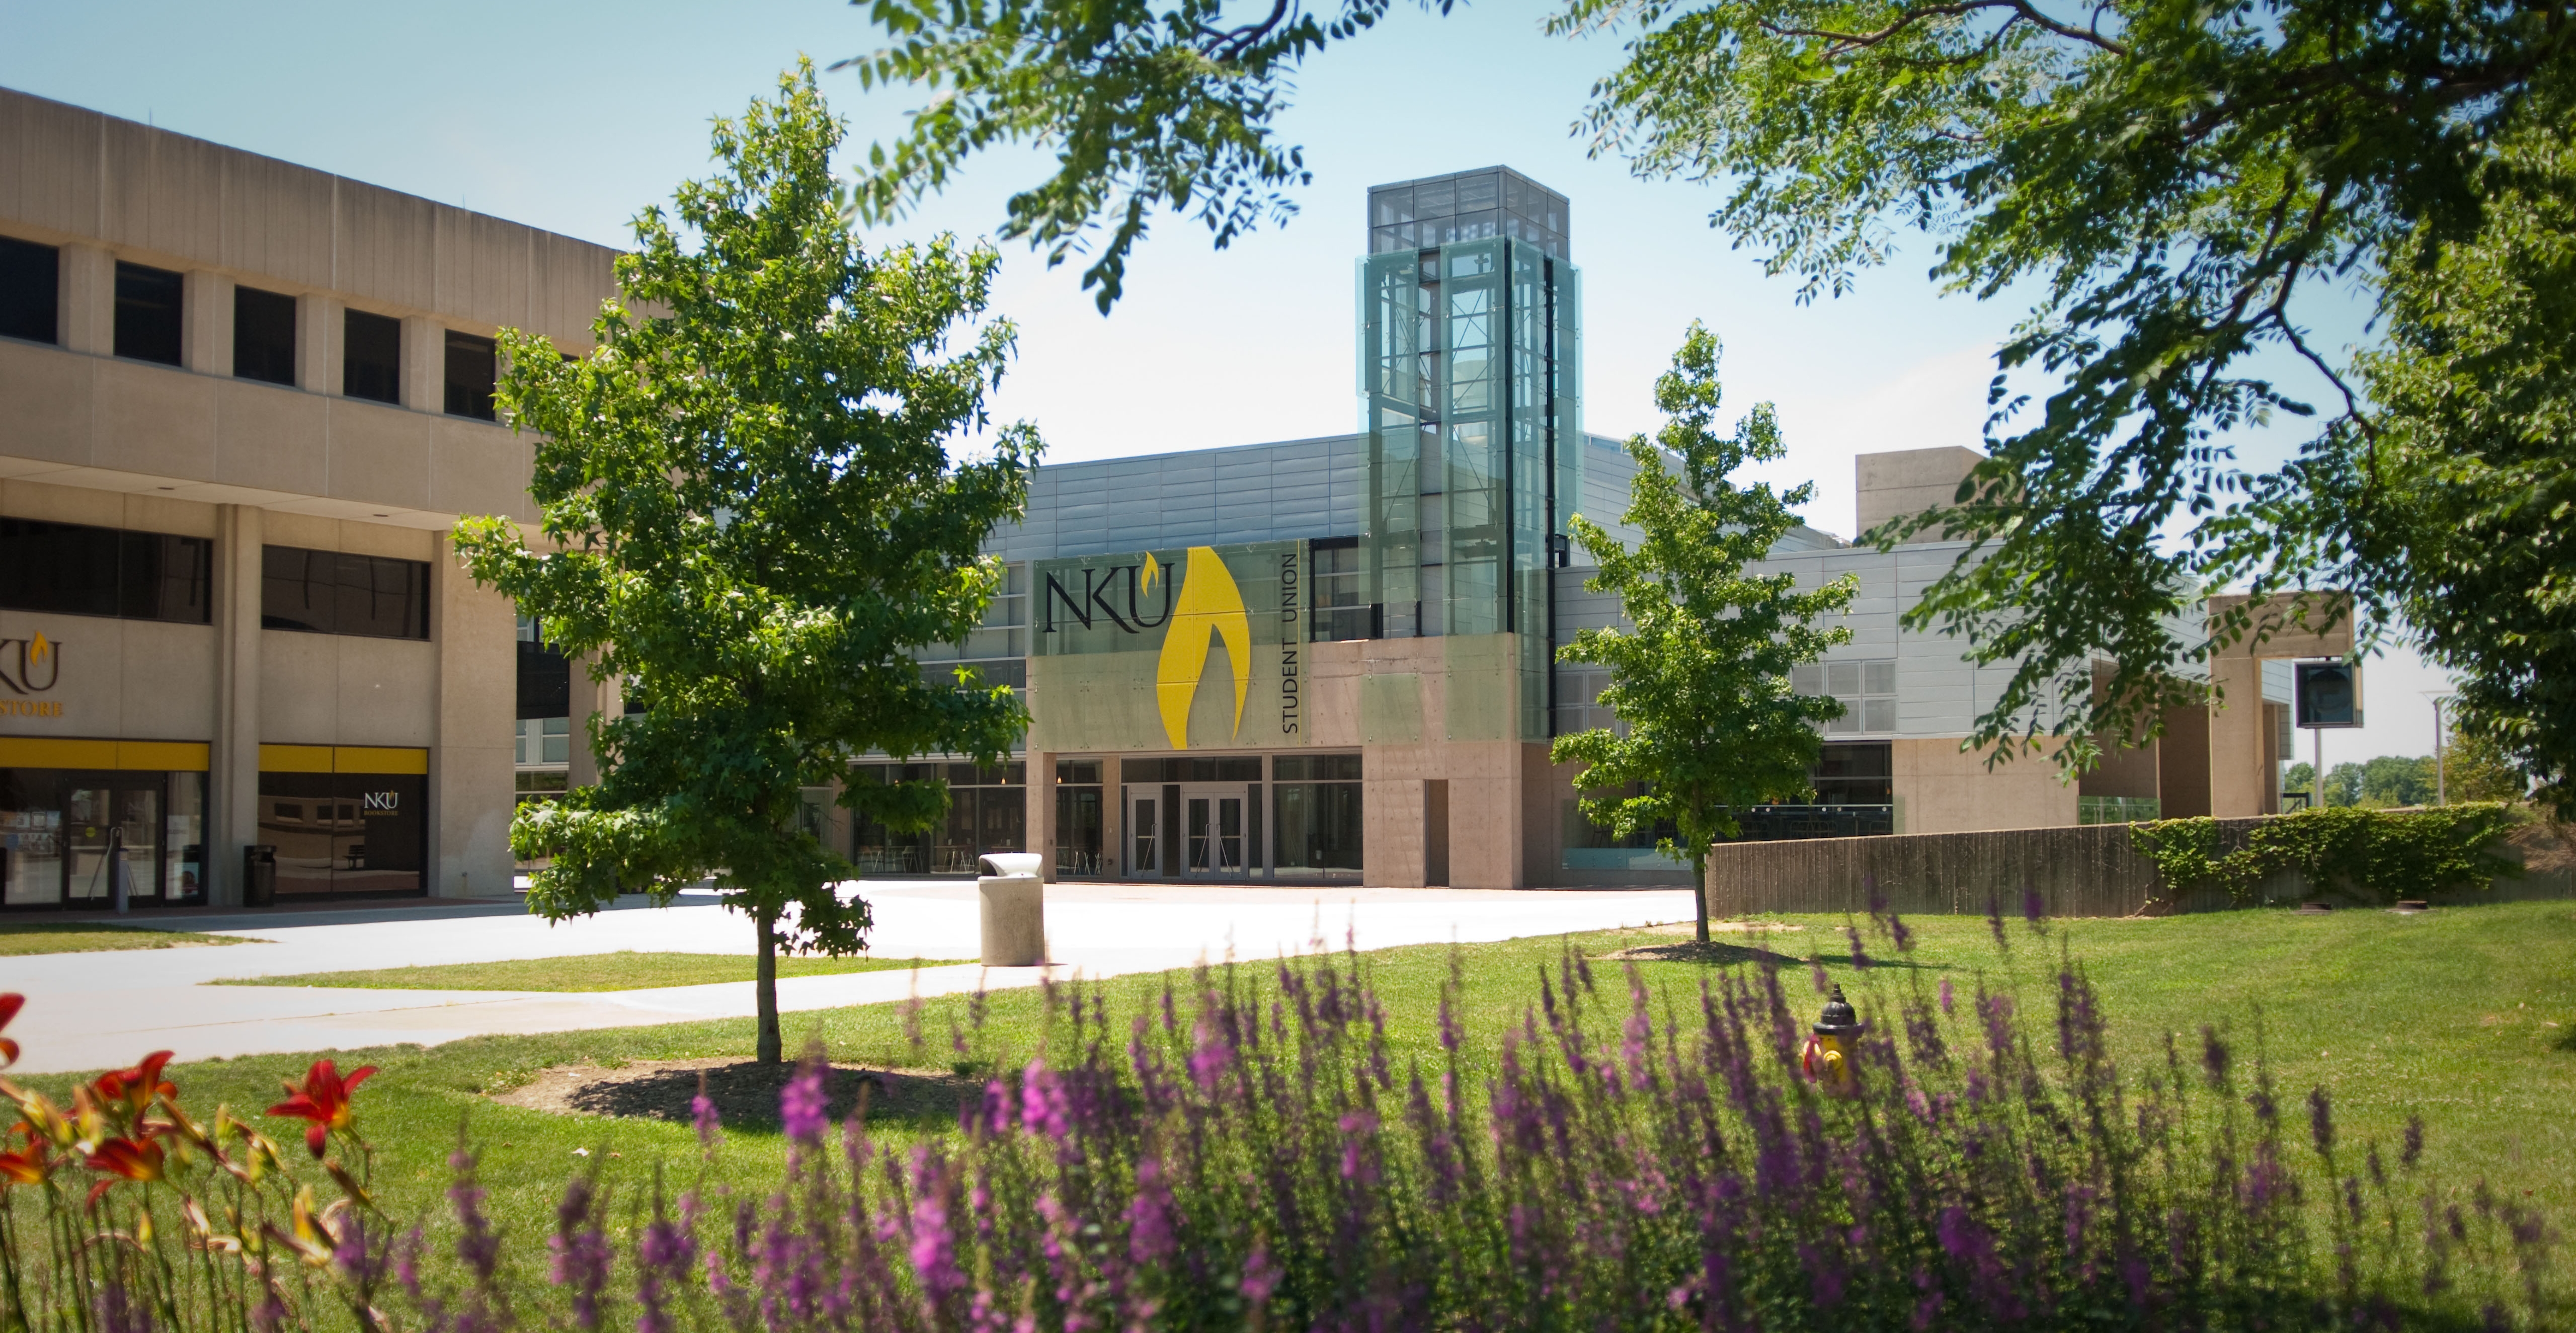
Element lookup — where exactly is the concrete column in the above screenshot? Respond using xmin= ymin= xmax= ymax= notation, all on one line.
xmin=566 ymin=652 xmax=620 ymax=788
xmin=431 ymin=530 xmax=518 ymax=898
xmin=2207 ymin=656 xmax=2269 ymax=818
xmin=1025 ymin=750 xmax=1058 ymax=882
xmin=401 ymin=316 xmax=443 ymax=414
xmin=183 ymin=270 xmax=233 ymax=376
xmin=296 ymin=294 xmax=341 ymax=394
xmin=58 ymin=244 xmax=112 ymax=354
xmin=209 ymin=504 xmax=264 ymax=908
xmin=1362 ymin=770 xmax=1427 ymax=888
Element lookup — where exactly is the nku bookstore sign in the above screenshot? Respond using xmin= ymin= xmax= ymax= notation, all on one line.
xmin=0 ymin=632 xmax=67 ymax=718
xmin=1031 ymin=541 xmax=1308 ymax=751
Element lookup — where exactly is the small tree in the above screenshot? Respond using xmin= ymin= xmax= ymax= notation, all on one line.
xmin=454 ymin=66 xmax=1040 ymax=1063
xmin=1553 ymin=324 xmax=1854 ymax=943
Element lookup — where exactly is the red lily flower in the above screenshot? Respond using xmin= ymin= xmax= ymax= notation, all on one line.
xmin=83 ymin=1135 xmax=164 ymax=1208
xmin=0 ymin=1127 xmax=49 ymax=1189
xmin=92 ymin=1050 xmax=176 ymax=1123
xmin=266 ymin=1059 xmax=375 ymax=1158
xmin=0 ymin=992 xmax=22 ymax=1068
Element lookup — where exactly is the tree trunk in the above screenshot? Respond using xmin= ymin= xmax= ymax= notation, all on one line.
xmin=755 ymin=910 xmax=782 ymax=1064
xmin=1692 ymin=849 xmax=1711 ymax=944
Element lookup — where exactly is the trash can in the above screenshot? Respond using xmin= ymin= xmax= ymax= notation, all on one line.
xmin=975 ymin=852 xmax=1046 ymax=967
xmin=242 ymin=844 xmax=277 ymax=908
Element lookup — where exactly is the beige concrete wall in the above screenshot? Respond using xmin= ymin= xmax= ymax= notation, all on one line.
xmin=0 ymin=339 xmax=538 ymax=527
xmin=1856 ymin=446 xmax=1985 ymax=541
xmin=432 ymin=532 xmax=516 ymax=898
xmin=1892 ymin=737 xmax=2079 ymax=833
xmin=0 ymin=87 xmax=616 ymax=348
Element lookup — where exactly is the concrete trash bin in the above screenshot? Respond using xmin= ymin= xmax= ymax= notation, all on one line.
xmin=976 ymin=852 xmax=1047 ymax=967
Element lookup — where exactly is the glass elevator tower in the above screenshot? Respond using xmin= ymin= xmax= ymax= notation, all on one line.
xmin=1357 ymin=167 xmax=1581 ymax=740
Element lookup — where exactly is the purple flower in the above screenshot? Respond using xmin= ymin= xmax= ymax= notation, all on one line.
xmin=547 ymin=1178 xmax=613 ymax=1332
xmin=1189 ymin=1008 xmax=1236 ymax=1094
xmin=2201 ymin=1026 xmax=2232 ymax=1089
xmin=780 ymin=1060 xmax=828 ymax=1144
xmin=2403 ymin=1116 xmax=2425 ymax=1169
xmin=2308 ymin=1086 xmax=2337 ymax=1156
xmin=1128 ymin=1154 xmax=1177 ymax=1265
xmin=1020 ymin=1058 xmax=1071 ymax=1141
xmin=1339 ymin=1109 xmax=1381 ymax=1183
xmin=908 ymin=1149 xmax=966 ymax=1306
xmin=1938 ymin=977 xmax=1955 ymax=1016
xmin=1985 ymin=893 xmax=2009 ymax=954
xmin=1241 ymin=1237 xmax=1282 ymax=1308
xmin=1846 ymin=926 xmax=1871 ymax=971
xmin=2022 ymin=886 xmax=2047 ymax=929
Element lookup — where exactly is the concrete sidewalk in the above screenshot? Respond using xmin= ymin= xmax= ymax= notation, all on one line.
xmin=3 ymin=882 xmax=1696 ymax=1074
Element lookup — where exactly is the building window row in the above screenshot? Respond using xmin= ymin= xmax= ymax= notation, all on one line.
xmin=0 ymin=233 xmax=500 ymax=420
xmin=1794 ymin=658 xmax=1898 ymax=734
xmin=0 ymin=521 xmax=431 ymax=641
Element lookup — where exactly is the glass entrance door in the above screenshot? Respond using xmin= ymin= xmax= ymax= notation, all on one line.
xmin=1132 ymin=795 xmax=1160 ymax=877
xmin=63 ymin=778 xmax=161 ymax=907
xmin=1180 ymin=785 xmax=1247 ymax=877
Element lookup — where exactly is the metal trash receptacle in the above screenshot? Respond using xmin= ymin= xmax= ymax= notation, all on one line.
xmin=243 ymin=844 xmax=277 ymax=907
xmin=975 ymin=852 xmax=1046 ymax=967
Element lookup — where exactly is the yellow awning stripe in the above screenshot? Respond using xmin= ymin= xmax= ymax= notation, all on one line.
xmin=257 ymin=744 xmax=429 ymax=775
xmin=0 ymin=737 xmax=209 ymax=771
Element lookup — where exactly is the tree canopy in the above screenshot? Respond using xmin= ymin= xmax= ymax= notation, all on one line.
xmin=841 ymin=0 xmax=2576 ymax=805
xmin=455 ymin=65 xmax=1041 ymax=1062
xmin=1553 ymin=324 xmax=1854 ymax=941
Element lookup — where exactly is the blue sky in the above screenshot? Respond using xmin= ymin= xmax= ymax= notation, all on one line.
xmin=0 ymin=0 xmax=2455 ymax=769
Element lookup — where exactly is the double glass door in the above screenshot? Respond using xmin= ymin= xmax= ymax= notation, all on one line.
xmin=1129 ymin=783 xmax=1255 ymax=879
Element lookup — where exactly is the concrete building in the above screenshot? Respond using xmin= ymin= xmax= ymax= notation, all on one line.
xmin=0 ymin=87 xmax=615 ymax=908
xmin=0 ymin=90 xmax=2329 ymax=906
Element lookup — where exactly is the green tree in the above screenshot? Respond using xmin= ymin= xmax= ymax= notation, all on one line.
xmin=2357 ymin=754 xmax=2438 ymax=808
xmin=2322 ymin=762 xmax=2367 ymax=808
xmin=841 ymin=0 xmax=2576 ymax=798
xmin=454 ymin=66 xmax=1041 ymax=1064
xmin=1552 ymin=324 xmax=1854 ymax=943
xmin=2284 ymin=760 xmax=2316 ymax=804
xmin=2446 ymin=727 xmax=2531 ymax=804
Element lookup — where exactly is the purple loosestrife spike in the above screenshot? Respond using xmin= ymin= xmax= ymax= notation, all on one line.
xmin=1812 ymin=964 xmax=1831 ymax=995
xmin=1846 ymin=926 xmax=1871 ymax=970
xmin=1241 ymin=1237 xmax=1282 ymax=1309
xmin=780 ymin=1060 xmax=828 ymax=1145
xmin=1128 ymin=1153 xmax=1177 ymax=1265
xmin=2023 ymin=886 xmax=2047 ymax=930
xmin=2403 ymin=1116 xmax=2425 ymax=1169
xmin=1939 ymin=976 xmax=1954 ymax=1016
xmin=2308 ymin=1086 xmax=2336 ymax=1156
xmin=1985 ymin=892 xmax=2009 ymax=953
xmin=2201 ymin=1026 xmax=2232 ymax=1089
xmin=909 ymin=1149 xmax=967 ymax=1307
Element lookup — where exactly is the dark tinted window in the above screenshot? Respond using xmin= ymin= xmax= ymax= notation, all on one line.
xmin=443 ymin=330 xmax=497 ymax=420
xmin=0 ymin=519 xmax=212 ymax=623
xmin=343 ymin=310 xmax=400 ymax=404
xmin=0 ymin=237 xmax=58 ymax=344
xmin=113 ymin=262 xmax=183 ymax=365
xmin=233 ymin=286 xmax=297 ymax=385
xmin=262 ymin=545 xmax=430 ymax=639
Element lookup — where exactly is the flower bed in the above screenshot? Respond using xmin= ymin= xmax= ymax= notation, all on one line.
xmin=1 ymin=904 xmax=2562 ymax=1331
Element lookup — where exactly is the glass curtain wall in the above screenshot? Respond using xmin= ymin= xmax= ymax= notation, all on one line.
xmin=1358 ymin=169 xmax=1580 ymax=743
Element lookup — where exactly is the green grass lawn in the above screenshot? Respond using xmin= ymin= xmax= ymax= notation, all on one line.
xmin=8 ymin=901 xmax=2568 ymax=1290
xmin=212 ymin=950 xmax=963 ymax=992
xmin=0 ymin=922 xmax=254 ymax=956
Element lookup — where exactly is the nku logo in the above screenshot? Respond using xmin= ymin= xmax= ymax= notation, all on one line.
xmin=1041 ymin=547 xmax=1250 ymax=750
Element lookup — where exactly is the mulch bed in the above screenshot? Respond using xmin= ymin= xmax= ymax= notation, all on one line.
xmin=490 ymin=1057 xmax=980 ymax=1130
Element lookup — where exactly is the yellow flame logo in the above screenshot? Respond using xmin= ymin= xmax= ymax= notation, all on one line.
xmin=28 ymin=633 xmax=48 ymax=665
xmin=1154 ymin=547 xmax=1251 ymax=749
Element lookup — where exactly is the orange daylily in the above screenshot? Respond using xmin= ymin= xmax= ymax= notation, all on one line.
xmin=0 ymin=992 xmax=21 ymax=1067
xmin=266 ymin=1059 xmax=374 ymax=1158
xmin=93 ymin=1051 xmax=176 ymax=1124
xmin=0 ymin=1126 xmax=49 ymax=1188
xmin=84 ymin=1135 xmax=165 ymax=1208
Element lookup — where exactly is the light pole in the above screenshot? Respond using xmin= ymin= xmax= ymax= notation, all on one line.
xmin=2425 ymin=691 xmax=2458 ymax=805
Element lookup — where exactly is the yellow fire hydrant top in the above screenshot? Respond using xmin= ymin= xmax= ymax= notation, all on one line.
xmin=1800 ymin=983 xmax=1866 ymax=1097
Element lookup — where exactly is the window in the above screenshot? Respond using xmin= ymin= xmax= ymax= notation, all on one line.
xmin=1310 ymin=537 xmax=1373 ymax=640
xmin=0 ymin=237 xmax=58 ymax=344
xmin=1273 ymin=753 xmax=1362 ymax=874
xmin=1811 ymin=742 xmax=1893 ymax=805
xmin=515 ymin=717 xmax=570 ymax=765
xmin=848 ymin=762 xmax=1027 ymax=875
xmin=1794 ymin=658 xmax=1897 ymax=734
xmin=343 ymin=310 xmax=400 ymax=404
xmin=261 ymin=545 xmax=430 ymax=639
xmin=444 ymin=330 xmax=497 ymax=420
xmin=233 ymin=286 xmax=297 ymax=385
xmin=113 ymin=262 xmax=183 ymax=366
xmin=516 ymin=614 xmax=571 ymax=718
xmin=0 ymin=519 xmax=212 ymax=623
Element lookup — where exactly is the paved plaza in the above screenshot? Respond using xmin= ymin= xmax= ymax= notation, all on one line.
xmin=4 ymin=881 xmax=1696 ymax=1074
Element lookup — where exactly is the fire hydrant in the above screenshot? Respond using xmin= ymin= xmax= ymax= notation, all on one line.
xmin=1801 ymin=984 xmax=1866 ymax=1098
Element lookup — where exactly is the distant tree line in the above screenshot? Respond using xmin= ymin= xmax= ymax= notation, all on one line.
xmin=2285 ymin=730 xmax=2527 ymax=808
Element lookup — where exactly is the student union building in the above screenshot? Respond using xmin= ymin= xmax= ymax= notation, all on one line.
xmin=0 ymin=88 xmax=2311 ymax=907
